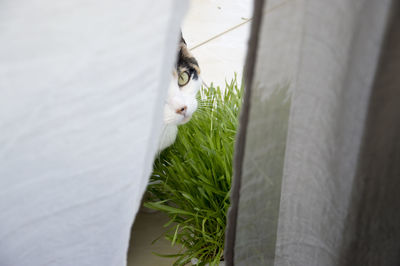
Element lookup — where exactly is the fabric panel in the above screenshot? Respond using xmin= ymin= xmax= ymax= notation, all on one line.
xmin=275 ymin=1 xmax=392 ymax=265
xmin=224 ymin=0 xmax=266 ymax=265
xmin=233 ymin=0 xmax=301 ymax=264
xmin=0 ymin=1 xmax=187 ymax=265
xmin=341 ymin=3 xmax=400 ymax=265
xmin=232 ymin=0 xmax=393 ymax=265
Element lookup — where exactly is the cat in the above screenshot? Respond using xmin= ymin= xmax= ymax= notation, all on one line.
xmin=158 ymin=33 xmax=202 ymax=151
xmin=140 ymin=34 xmax=201 ymax=213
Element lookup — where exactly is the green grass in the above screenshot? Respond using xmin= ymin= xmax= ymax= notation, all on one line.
xmin=144 ymin=77 xmax=243 ymax=265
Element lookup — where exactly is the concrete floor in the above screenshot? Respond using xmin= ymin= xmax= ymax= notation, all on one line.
xmin=127 ymin=212 xmax=180 ymax=266
xmin=128 ymin=0 xmax=253 ymax=265
xmin=183 ymin=0 xmax=253 ymax=88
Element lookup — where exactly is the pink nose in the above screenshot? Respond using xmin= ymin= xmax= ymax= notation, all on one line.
xmin=176 ymin=105 xmax=187 ymax=115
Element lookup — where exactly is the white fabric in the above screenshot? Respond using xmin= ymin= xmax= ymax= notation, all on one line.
xmin=0 ymin=1 xmax=187 ymax=265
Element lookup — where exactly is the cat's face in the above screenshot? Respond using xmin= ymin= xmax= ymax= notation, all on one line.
xmin=164 ymin=37 xmax=201 ymax=126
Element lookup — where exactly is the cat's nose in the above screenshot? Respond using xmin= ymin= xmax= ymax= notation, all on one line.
xmin=176 ymin=105 xmax=187 ymax=116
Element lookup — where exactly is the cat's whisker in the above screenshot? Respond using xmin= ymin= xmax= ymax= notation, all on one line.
xmin=198 ymin=104 xmax=216 ymax=108
xmin=198 ymin=103 xmax=215 ymax=106
xmin=197 ymin=105 xmax=218 ymax=111
xmin=195 ymin=109 xmax=211 ymax=114
xmin=198 ymin=106 xmax=216 ymax=111
xmin=194 ymin=110 xmax=214 ymax=117
xmin=197 ymin=104 xmax=213 ymax=109
xmin=196 ymin=111 xmax=211 ymax=115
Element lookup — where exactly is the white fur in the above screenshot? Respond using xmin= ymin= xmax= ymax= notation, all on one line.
xmin=158 ymin=74 xmax=201 ymax=151
xmin=158 ymin=124 xmax=178 ymax=151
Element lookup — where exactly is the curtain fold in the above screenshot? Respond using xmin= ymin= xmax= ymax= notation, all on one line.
xmin=227 ymin=0 xmax=399 ymax=265
xmin=225 ymin=0 xmax=266 ymax=264
xmin=340 ymin=3 xmax=400 ymax=265
xmin=0 ymin=1 xmax=187 ymax=265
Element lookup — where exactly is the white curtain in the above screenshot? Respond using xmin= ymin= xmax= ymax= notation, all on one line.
xmin=0 ymin=1 xmax=187 ymax=265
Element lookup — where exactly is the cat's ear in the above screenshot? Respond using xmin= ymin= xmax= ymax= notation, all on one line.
xmin=180 ymin=30 xmax=187 ymax=46
xmin=178 ymin=31 xmax=190 ymax=57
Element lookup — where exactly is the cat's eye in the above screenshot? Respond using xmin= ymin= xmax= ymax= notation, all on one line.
xmin=178 ymin=71 xmax=190 ymax=87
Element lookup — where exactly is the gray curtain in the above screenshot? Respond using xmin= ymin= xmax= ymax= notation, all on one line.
xmin=226 ymin=0 xmax=400 ymax=265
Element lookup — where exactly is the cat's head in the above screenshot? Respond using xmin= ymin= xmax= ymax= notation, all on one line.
xmin=164 ymin=35 xmax=201 ymax=126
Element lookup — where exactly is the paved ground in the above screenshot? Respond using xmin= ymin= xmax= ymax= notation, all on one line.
xmin=183 ymin=0 xmax=253 ymax=88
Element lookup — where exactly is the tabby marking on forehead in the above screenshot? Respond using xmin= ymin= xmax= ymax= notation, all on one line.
xmin=178 ymin=42 xmax=201 ymax=76
xmin=177 ymin=66 xmax=190 ymax=73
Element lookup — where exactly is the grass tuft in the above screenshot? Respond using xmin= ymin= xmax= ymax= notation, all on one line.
xmin=145 ymin=76 xmax=243 ymax=266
